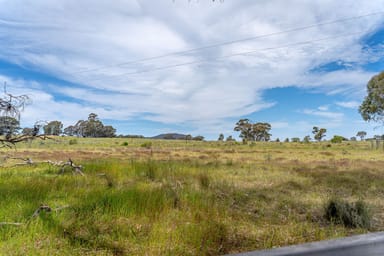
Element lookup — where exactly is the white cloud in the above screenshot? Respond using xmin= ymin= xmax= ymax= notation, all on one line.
xmin=318 ymin=105 xmax=329 ymax=111
xmin=336 ymin=101 xmax=360 ymax=108
xmin=297 ymin=69 xmax=377 ymax=96
xmin=302 ymin=109 xmax=344 ymax=120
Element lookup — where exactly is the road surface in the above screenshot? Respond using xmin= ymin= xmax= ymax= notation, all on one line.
xmin=226 ymin=232 xmax=384 ymax=256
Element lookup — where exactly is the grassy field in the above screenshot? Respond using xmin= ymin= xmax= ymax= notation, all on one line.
xmin=0 ymin=137 xmax=383 ymax=255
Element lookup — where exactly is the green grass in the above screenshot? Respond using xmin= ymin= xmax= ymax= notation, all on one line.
xmin=0 ymin=138 xmax=383 ymax=255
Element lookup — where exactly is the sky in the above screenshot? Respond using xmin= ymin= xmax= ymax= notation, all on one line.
xmin=0 ymin=0 xmax=384 ymax=140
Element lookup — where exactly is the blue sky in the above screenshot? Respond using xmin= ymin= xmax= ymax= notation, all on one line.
xmin=0 ymin=0 xmax=384 ymax=140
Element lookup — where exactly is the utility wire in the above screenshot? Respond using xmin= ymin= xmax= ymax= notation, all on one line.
xmin=85 ymin=30 xmax=365 ymax=81
xmin=74 ymin=11 xmax=383 ymax=74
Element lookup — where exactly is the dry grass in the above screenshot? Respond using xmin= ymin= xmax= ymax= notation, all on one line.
xmin=0 ymin=138 xmax=383 ymax=255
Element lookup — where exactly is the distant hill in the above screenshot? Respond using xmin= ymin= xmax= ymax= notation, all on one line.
xmin=151 ymin=133 xmax=187 ymax=140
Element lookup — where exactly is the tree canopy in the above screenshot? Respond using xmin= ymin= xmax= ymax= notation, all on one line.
xmin=234 ymin=119 xmax=272 ymax=142
xmin=43 ymin=121 xmax=63 ymax=135
xmin=312 ymin=126 xmax=326 ymax=141
xmin=330 ymin=135 xmax=347 ymax=143
xmin=356 ymin=131 xmax=367 ymax=141
xmin=0 ymin=116 xmax=20 ymax=137
xmin=359 ymin=71 xmax=384 ymax=123
xmin=64 ymin=113 xmax=116 ymax=138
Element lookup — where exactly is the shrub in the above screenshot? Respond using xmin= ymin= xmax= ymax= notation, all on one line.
xmin=291 ymin=137 xmax=300 ymax=143
xmin=324 ymin=199 xmax=371 ymax=229
xmin=121 ymin=141 xmax=128 ymax=146
xmin=200 ymin=220 xmax=229 ymax=255
xmin=68 ymin=139 xmax=78 ymax=145
xmin=330 ymin=135 xmax=347 ymax=143
xmin=141 ymin=141 xmax=152 ymax=149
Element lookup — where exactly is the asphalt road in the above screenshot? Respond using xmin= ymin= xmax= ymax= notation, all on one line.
xmin=226 ymin=232 xmax=384 ymax=256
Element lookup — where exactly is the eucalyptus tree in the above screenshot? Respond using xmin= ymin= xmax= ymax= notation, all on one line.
xmin=0 ymin=116 xmax=20 ymax=136
xmin=68 ymin=113 xmax=116 ymax=138
xmin=312 ymin=126 xmax=327 ymax=141
xmin=359 ymin=71 xmax=384 ymax=123
xmin=234 ymin=119 xmax=272 ymax=141
xmin=234 ymin=118 xmax=253 ymax=141
xmin=43 ymin=121 xmax=63 ymax=135
xmin=252 ymin=122 xmax=272 ymax=141
xmin=356 ymin=131 xmax=367 ymax=141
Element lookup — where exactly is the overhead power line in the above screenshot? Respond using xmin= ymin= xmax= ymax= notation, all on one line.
xmin=85 ymin=30 xmax=365 ymax=81
xmin=74 ymin=11 xmax=384 ymax=74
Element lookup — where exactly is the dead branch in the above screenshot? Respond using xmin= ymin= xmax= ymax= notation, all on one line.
xmin=53 ymin=205 xmax=70 ymax=212
xmin=0 ymin=222 xmax=23 ymax=226
xmin=1 ymin=155 xmax=51 ymax=168
xmin=31 ymin=204 xmax=52 ymax=218
xmin=30 ymin=204 xmax=70 ymax=219
xmin=0 ymin=134 xmax=51 ymax=149
xmin=0 ymin=204 xmax=70 ymax=228
xmin=46 ymin=160 xmax=64 ymax=166
xmin=2 ymin=156 xmax=35 ymax=167
xmin=46 ymin=159 xmax=84 ymax=176
xmin=59 ymin=158 xmax=84 ymax=176
xmin=13 ymin=158 xmax=34 ymax=166
xmin=0 ymin=156 xmax=65 ymax=168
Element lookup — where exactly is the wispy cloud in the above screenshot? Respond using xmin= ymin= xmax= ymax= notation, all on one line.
xmin=301 ymin=109 xmax=344 ymax=120
xmin=318 ymin=105 xmax=329 ymax=111
xmin=336 ymin=101 xmax=360 ymax=108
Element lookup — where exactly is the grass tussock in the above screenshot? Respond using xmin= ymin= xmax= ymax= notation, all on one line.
xmin=197 ymin=173 xmax=210 ymax=189
xmin=325 ymin=199 xmax=371 ymax=229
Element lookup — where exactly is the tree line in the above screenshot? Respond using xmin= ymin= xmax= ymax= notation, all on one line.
xmin=63 ymin=113 xmax=116 ymax=137
xmin=228 ymin=120 xmax=372 ymax=143
xmin=1 ymin=112 xmax=374 ymax=142
xmin=1 ymin=113 xmax=117 ymax=138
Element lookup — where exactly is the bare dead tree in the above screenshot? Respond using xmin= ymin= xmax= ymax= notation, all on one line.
xmin=0 ymin=83 xmax=31 ymax=121
xmin=0 ymin=84 xmax=49 ymax=148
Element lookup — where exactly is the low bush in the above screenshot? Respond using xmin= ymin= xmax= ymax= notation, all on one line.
xmin=68 ymin=139 xmax=78 ymax=145
xmin=141 ymin=141 xmax=152 ymax=149
xmin=324 ymin=198 xmax=371 ymax=229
